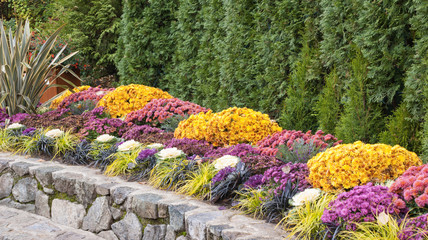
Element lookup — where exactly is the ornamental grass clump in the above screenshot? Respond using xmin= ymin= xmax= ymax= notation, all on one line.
xmin=321 ymin=183 xmax=408 ymax=231
xmin=307 ymin=141 xmax=422 ymax=191
xmin=125 ymin=98 xmax=208 ymax=126
xmin=97 ymin=84 xmax=173 ymax=118
xmin=281 ymin=193 xmax=337 ymax=240
xmin=57 ymin=87 xmax=114 ymax=109
xmin=210 ymin=162 xmax=251 ymax=203
xmin=389 ymin=164 xmax=428 ymax=209
xmin=257 ymin=129 xmax=341 ymax=156
xmin=50 ymin=86 xmax=91 ymax=109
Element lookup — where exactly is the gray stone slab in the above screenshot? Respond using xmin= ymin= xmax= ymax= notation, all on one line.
xmin=0 ymin=198 xmax=35 ymax=213
xmin=0 ymin=158 xmax=12 ymax=173
xmin=111 ymin=186 xmax=136 ymax=205
xmin=12 ymin=177 xmax=38 ymax=203
xmin=142 ymin=224 xmax=167 ymax=240
xmin=35 ymin=190 xmax=50 ymax=218
xmin=111 ymin=212 xmax=142 ymax=240
xmin=96 ymin=182 xmax=118 ymax=196
xmin=51 ymin=199 xmax=86 ymax=229
xmin=0 ymin=172 xmax=13 ymax=199
xmin=130 ymin=193 xmax=163 ymax=220
xmin=52 ymin=171 xmax=83 ymax=195
xmin=32 ymin=166 xmax=65 ymax=186
xmin=11 ymin=161 xmax=37 ymax=177
xmin=82 ymin=196 xmax=113 ymax=233
xmin=98 ymin=230 xmax=119 ymax=240
xmin=169 ymin=204 xmax=197 ymax=232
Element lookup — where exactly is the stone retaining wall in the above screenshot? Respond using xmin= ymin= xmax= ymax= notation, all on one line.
xmin=0 ymin=153 xmax=288 ymax=240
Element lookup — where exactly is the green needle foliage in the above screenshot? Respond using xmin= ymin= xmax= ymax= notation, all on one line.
xmin=0 ymin=20 xmax=78 ymax=115
xmin=149 ymin=158 xmax=197 ymax=191
xmin=52 ymin=130 xmax=79 ymax=158
xmin=335 ymin=48 xmax=384 ymax=143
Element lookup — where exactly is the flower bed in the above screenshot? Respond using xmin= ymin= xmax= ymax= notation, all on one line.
xmin=1 ymin=83 xmax=426 ymax=239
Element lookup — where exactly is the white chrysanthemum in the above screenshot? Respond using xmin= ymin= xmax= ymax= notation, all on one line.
xmin=6 ymin=123 xmax=25 ymax=130
xmin=95 ymin=134 xmax=115 ymax=143
xmin=146 ymin=143 xmax=164 ymax=149
xmin=118 ymin=140 xmax=141 ymax=152
xmin=290 ymin=188 xmax=322 ymax=206
xmin=45 ymin=129 xmax=64 ymax=138
xmin=157 ymin=147 xmax=184 ymax=160
xmin=213 ymin=155 xmax=240 ymax=170
xmin=95 ymin=91 xmax=106 ymax=96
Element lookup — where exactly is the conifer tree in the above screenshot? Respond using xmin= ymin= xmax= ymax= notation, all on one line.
xmin=280 ymin=32 xmax=323 ymax=132
xmin=315 ymin=69 xmax=342 ymax=134
xmin=165 ymin=0 xmax=203 ymax=101
xmin=335 ymin=49 xmax=384 ymax=143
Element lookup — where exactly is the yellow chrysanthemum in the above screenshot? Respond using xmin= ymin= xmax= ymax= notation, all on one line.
xmin=97 ymin=84 xmax=173 ymax=118
xmin=307 ymin=141 xmax=422 ymax=192
xmin=174 ymin=107 xmax=282 ymax=146
xmin=50 ymin=85 xmax=91 ymax=109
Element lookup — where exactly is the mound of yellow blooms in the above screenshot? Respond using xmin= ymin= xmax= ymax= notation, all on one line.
xmin=50 ymin=85 xmax=91 ymax=109
xmin=174 ymin=111 xmax=214 ymax=141
xmin=307 ymin=141 xmax=422 ymax=192
xmin=97 ymin=84 xmax=173 ymax=118
xmin=175 ymin=107 xmax=282 ymax=146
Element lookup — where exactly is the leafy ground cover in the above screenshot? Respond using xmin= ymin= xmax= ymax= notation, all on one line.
xmin=1 ymin=83 xmax=427 ymax=239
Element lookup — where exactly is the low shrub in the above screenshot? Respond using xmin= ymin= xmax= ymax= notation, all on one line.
xmin=262 ymin=163 xmax=311 ymax=195
xmin=307 ymin=141 xmax=422 ymax=191
xmin=97 ymin=84 xmax=173 ymax=118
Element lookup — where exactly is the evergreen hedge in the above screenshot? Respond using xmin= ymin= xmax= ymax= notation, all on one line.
xmin=114 ymin=0 xmax=427 ymax=157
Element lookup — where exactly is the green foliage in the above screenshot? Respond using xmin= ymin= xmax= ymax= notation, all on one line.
xmin=178 ymin=163 xmax=216 ymax=199
xmin=58 ymin=0 xmax=122 ymax=78
xmin=53 ymin=130 xmax=79 ymax=158
xmin=234 ymin=188 xmax=267 ymax=219
xmin=276 ymin=140 xmax=323 ymax=164
xmin=105 ymin=147 xmax=142 ymax=176
xmin=9 ymin=0 xmax=54 ymax=24
xmin=335 ymin=49 xmax=384 ymax=143
xmin=316 ymin=69 xmax=342 ymax=134
xmin=281 ymin=194 xmax=336 ymax=240
xmin=116 ymin=0 xmax=178 ymax=87
xmin=379 ymin=104 xmax=421 ymax=152
xmin=149 ymin=158 xmax=196 ymax=190
xmin=353 ymin=0 xmax=414 ymax=107
xmin=280 ymin=37 xmax=323 ymax=131
xmin=0 ymin=20 xmax=78 ymax=115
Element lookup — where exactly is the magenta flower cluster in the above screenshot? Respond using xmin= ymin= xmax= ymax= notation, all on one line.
xmin=122 ymin=125 xmax=164 ymax=140
xmin=57 ymin=87 xmax=115 ymax=109
xmin=125 ymin=98 xmax=209 ymax=126
xmin=321 ymin=182 xmax=408 ymax=230
xmin=80 ymin=107 xmax=131 ymax=137
xmin=204 ymin=144 xmax=260 ymax=159
xmin=389 ymin=164 xmax=428 ymax=208
xmin=244 ymin=174 xmax=264 ymax=189
xmin=164 ymin=138 xmax=214 ymax=157
xmin=212 ymin=167 xmax=235 ymax=185
xmin=399 ymin=214 xmax=428 ymax=240
xmin=137 ymin=148 xmax=158 ymax=160
xmin=261 ymin=163 xmax=311 ymax=194
xmin=256 ymin=129 xmax=342 ymax=156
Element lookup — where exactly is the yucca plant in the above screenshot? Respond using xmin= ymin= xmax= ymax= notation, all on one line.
xmin=0 ymin=20 xmax=79 ymax=115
